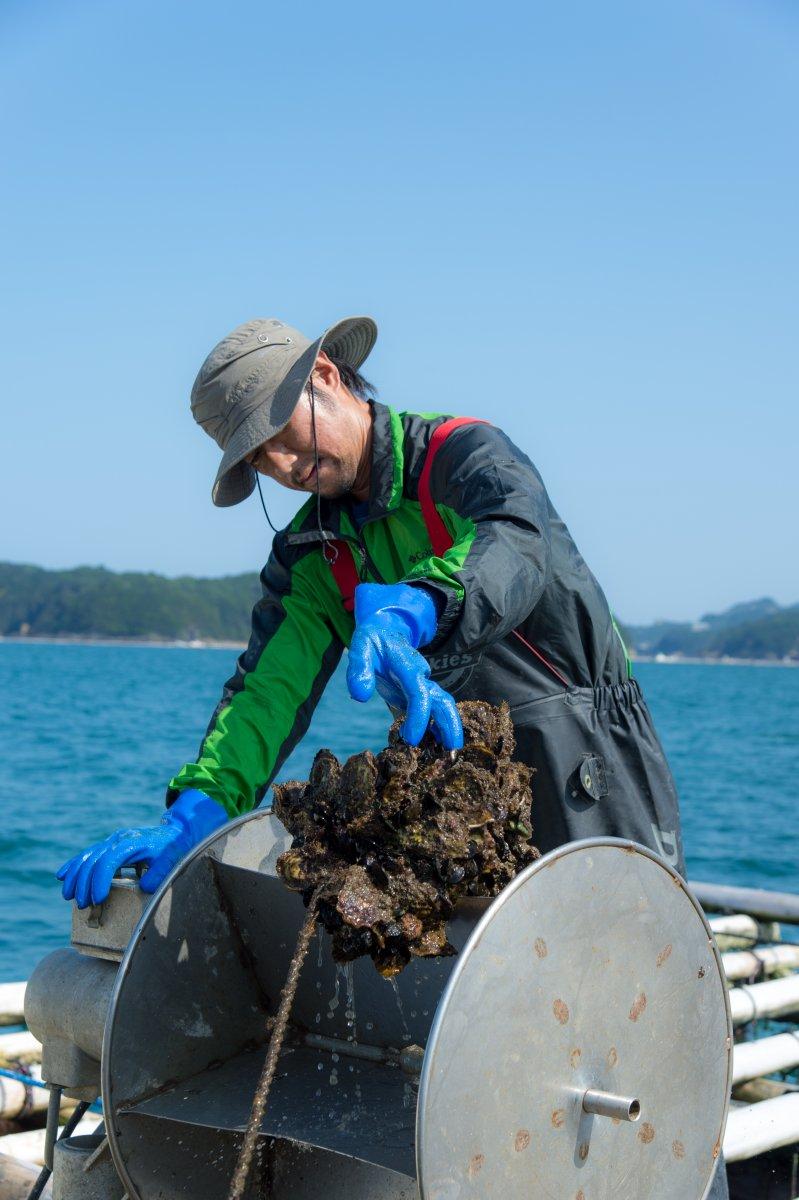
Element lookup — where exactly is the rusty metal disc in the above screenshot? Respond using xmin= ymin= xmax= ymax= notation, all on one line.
xmin=416 ymin=838 xmax=732 ymax=1200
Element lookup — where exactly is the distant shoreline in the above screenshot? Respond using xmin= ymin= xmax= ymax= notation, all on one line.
xmin=633 ymin=654 xmax=797 ymax=668
xmin=0 ymin=635 xmax=246 ymax=650
xmin=1 ymin=635 xmax=796 ymax=667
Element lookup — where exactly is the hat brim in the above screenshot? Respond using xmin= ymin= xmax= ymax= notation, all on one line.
xmin=211 ymin=315 xmax=377 ymax=508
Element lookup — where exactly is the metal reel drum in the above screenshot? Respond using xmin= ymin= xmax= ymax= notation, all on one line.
xmin=416 ymin=839 xmax=732 ymax=1200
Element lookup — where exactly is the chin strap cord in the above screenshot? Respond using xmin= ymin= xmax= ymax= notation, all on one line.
xmin=309 ymin=376 xmax=338 ymax=565
xmin=254 ymin=474 xmax=281 ymax=535
xmin=253 ymin=374 xmax=339 ymax=565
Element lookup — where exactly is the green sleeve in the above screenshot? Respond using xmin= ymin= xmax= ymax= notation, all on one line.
xmin=168 ymin=541 xmax=345 ymax=817
xmin=401 ymin=509 xmax=473 ymax=600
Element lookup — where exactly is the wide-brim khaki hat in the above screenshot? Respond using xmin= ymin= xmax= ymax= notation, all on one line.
xmin=190 ymin=315 xmax=378 ymax=507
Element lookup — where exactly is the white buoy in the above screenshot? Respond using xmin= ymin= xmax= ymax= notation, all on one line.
xmin=732 ymin=1031 xmax=799 ymax=1085
xmin=0 ymin=1114 xmax=103 ymax=1167
xmin=0 ymin=986 xmax=25 ymax=1030
xmin=0 ymin=1032 xmax=41 ymax=1063
xmin=729 ymin=974 xmax=799 ymax=1025
xmin=723 ymin=1093 xmax=799 ymax=1162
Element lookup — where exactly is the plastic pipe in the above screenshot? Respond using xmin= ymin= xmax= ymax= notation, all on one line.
xmin=729 ymin=974 xmax=799 ymax=1025
xmin=722 ymin=945 xmax=799 ymax=982
xmin=0 ymin=1031 xmax=41 ymax=1061
xmin=0 ymin=1068 xmax=48 ymax=1120
xmin=724 ymin=1093 xmax=799 ymax=1162
xmin=709 ymin=914 xmax=759 ymax=944
xmin=0 ymin=984 xmax=25 ymax=1028
xmin=732 ymin=1031 xmax=799 ymax=1085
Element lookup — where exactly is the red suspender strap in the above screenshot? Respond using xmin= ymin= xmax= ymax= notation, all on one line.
xmin=328 ymin=417 xmax=489 ymax=615
xmin=326 ymin=413 xmax=571 ymax=690
xmin=417 ymin=416 xmax=571 ymax=690
xmin=328 ymin=541 xmax=359 ymax=613
xmin=418 ymin=417 xmax=489 ymax=556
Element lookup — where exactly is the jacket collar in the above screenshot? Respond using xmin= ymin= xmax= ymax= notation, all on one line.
xmin=320 ymin=400 xmax=403 ymax=532
xmin=363 ymin=400 xmax=404 ymax=520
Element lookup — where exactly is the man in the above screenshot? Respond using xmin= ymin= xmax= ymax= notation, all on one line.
xmin=58 ymin=311 xmax=687 ymax=896
xmin=58 ymin=313 xmax=728 ymax=1197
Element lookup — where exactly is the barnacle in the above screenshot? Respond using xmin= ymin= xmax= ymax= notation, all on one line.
xmin=274 ymin=701 xmax=538 ymax=976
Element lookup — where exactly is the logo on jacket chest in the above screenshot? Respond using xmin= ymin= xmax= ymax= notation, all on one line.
xmin=427 ymin=650 xmax=477 ymax=672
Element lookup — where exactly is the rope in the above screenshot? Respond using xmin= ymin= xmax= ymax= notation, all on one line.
xmin=0 ymin=1061 xmax=35 ymax=1120
xmin=228 ymin=888 xmax=322 ymax=1200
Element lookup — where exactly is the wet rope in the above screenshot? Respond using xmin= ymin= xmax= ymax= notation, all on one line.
xmin=228 ymin=888 xmax=322 ymax=1200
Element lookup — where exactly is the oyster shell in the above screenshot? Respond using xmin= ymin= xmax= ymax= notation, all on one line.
xmin=275 ymin=701 xmax=538 ymax=976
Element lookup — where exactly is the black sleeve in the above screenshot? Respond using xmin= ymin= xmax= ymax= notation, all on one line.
xmin=414 ymin=423 xmax=552 ymax=656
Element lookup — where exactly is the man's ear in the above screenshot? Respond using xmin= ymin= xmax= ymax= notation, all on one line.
xmin=312 ymin=350 xmax=342 ymax=394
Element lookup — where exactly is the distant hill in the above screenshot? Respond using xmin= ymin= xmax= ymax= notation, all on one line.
xmin=0 ymin=563 xmax=260 ymax=642
xmin=695 ymin=597 xmax=782 ymax=631
xmin=622 ymin=598 xmax=799 ymax=662
xmin=1 ymin=563 xmax=796 ymax=661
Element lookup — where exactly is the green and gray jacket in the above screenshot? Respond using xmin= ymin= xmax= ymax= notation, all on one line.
xmin=170 ymin=401 xmax=685 ymax=872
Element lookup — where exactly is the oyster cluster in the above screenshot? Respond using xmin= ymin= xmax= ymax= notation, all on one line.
xmin=273 ymin=701 xmax=538 ymax=977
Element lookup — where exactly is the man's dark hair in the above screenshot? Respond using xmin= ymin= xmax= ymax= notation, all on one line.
xmin=327 ymin=352 xmax=378 ymax=400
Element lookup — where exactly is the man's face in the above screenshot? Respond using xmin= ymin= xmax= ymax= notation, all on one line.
xmin=246 ymin=384 xmax=362 ymax=499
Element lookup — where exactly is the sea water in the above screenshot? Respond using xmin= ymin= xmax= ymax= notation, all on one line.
xmin=0 ymin=642 xmax=797 ymax=981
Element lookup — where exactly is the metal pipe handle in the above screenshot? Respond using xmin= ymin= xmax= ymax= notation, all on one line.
xmin=582 ymin=1088 xmax=641 ymax=1122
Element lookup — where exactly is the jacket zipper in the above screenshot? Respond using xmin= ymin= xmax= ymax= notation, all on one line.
xmin=335 ymin=531 xmax=385 ymax=584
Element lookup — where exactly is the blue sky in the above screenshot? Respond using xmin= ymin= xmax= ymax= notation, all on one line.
xmin=2 ymin=0 xmax=797 ymax=624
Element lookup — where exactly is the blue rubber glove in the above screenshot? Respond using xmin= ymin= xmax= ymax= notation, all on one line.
xmin=346 ymin=582 xmax=463 ymax=750
xmin=56 ymin=789 xmax=228 ymax=909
